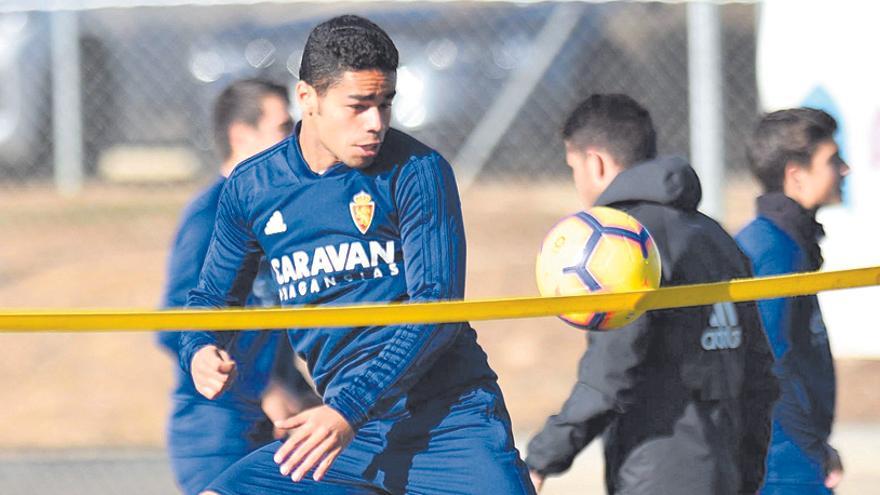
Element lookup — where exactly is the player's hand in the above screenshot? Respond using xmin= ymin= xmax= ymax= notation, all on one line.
xmin=529 ymin=470 xmax=545 ymax=492
xmin=261 ymin=381 xmax=317 ymax=439
xmin=190 ymin=345 xmax=237 ymax=400
xmin=824 ymin=444 xmax=844 ymax=489
xmin=273 ymin=405 xmax=354 ymax=483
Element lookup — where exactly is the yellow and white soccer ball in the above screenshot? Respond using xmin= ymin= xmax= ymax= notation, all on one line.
xmin=536 ymin=206 xmax=662 ymax=330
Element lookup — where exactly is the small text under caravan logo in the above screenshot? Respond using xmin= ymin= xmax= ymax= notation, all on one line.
xmin=350 ymin=191 xmax=375 ymax=235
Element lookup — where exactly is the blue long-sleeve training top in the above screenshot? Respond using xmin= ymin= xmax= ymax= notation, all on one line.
xmin=178 ymin=125 xmax=495 ymax=429
xmin=158 ymin=177 xmax=282 ymax=408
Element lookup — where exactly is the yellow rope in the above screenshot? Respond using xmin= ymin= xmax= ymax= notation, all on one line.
xmin=1 ymin=266 xmax=878 ymax=333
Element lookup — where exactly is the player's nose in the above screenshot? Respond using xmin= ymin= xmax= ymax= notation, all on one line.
xmin=362 ymin=107 xmax=385 ymax=134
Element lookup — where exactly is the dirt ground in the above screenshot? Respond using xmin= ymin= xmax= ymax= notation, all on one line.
xmin=0 ymin=177 xmax=878 ymax=449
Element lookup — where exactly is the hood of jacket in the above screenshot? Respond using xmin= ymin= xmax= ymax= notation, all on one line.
xmin=595 ymin=155 xmax=702 ymax=211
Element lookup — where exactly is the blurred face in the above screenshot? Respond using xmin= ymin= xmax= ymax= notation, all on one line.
xmin=298 ymin=69 xmax=396 ymax=171
xmin=787 ymin=140 xmax=849 ymax=210
xmin=252 ymin=94 xmax=294 ymax=151
xmin=565 ymin=141 xmax=615 ymax=208
xmin=231 ymin=94 xmax=293 ymax=165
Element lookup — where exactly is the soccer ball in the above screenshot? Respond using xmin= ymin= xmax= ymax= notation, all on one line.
xmin=536 ymin=206 xmax=662 ymax=330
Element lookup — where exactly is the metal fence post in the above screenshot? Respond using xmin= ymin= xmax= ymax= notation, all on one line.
xmin=687 ymin=1 xmax=724 ymax=220
xmin=50 ymin=9 xmax=84 ymax=195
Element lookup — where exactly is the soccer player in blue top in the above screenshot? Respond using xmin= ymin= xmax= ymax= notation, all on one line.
xmin=158 ymin=78 xmax=317 ymax=495
xmin=178 ymin=15 xmax=535 ymax=495
xmin=737 ymin=108 xmax=849 ymax=494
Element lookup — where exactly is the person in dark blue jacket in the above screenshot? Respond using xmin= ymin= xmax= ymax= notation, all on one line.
xmin=157 ymin=78 xmax=317 ymax=495
xmin=179 ymin=15 xmax=534 ymax=495
xmin=737 ymin=108 xmax=850 ymax=494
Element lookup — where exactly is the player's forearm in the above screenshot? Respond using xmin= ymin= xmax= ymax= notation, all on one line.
xmin=769 ymin=341 xmax=829 ymax=463
xmin=527 ymin=326 xmax=647 ymax=475
xmin=177 ymin=330 xmax=218 ymax=375
xmin=176 ymin=284 xmax=232 ymax=374
xmin=773 ymin=391 xmax=829 ymax=464
xmin=526 ymin=422 xmax=583 ymax=475
xmin=526 ymin=386 xmax=615 ymax=475
xmin=323 ymin=320 xmax=464 ymax=428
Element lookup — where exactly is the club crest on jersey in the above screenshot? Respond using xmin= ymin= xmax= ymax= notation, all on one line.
xmin=350 ymin=191 xmax=375 ymax=235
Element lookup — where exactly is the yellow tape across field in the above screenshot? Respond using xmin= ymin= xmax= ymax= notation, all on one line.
xmin=1 ymin=266 xmax=878 ymax=333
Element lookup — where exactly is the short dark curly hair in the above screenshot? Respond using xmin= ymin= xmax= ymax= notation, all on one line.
xmin=747 ymin=108 xmax=838 ymax=192
xmin=299 ymin=15 xmax=399 ymax=94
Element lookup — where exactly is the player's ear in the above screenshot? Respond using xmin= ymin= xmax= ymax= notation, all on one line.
xmin=783 ymin=160 xmax=807 ymax=191
xmin=296 ymin=80 xmax=318 ymax=117
xmin=593 ymin=150 xmax=625 ymax=184
xmin=585 ymin=150 xmax=606 ymax=181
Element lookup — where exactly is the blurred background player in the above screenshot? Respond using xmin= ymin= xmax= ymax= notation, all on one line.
xmin=525 ymin=94 xmax=779 ymax=494
xmin=156 ymin=78 xmax=318 ymax=495
xmin=179 ymin=15 xmax=535 ymax=495
xmin=737 ymin=108 xmax=849 ymax=494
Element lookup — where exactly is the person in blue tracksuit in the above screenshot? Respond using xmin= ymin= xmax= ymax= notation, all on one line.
xmin=157 ymin=78 xmax=317 ymax=495
xmin=177 ymin=15 xmax=534 ymax=495
xmin=737 ymin=108 xmax=850 ymax=494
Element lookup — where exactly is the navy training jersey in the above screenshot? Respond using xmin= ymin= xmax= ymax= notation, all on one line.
xmin=159 ymin=177 xmax=282 ymax=409
xmin=179 ymin=126 xmax=496 ymax=428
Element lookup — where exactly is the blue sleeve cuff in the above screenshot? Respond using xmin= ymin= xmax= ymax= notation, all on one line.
xmin=325 ymin=388 xmax=371 ymax=430
xmin=177 ymin=331 xmax=217 ymax=375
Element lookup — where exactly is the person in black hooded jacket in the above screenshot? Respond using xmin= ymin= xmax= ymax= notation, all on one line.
xmin=525 ymin=94 xmax=779 ymax=494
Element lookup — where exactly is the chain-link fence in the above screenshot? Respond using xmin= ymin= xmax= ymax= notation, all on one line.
xmin=0 ymin=1 xmax=758 ymax=185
